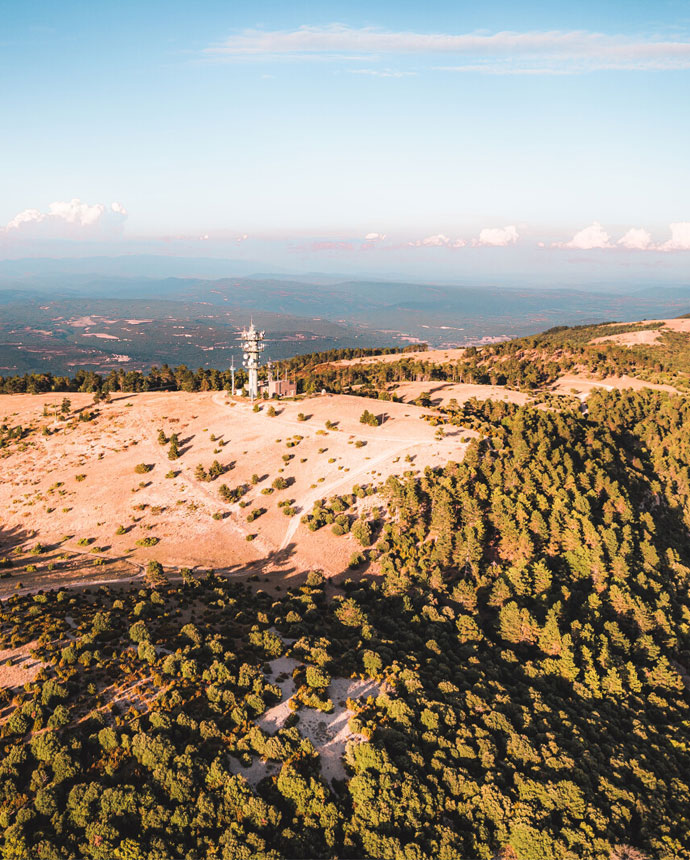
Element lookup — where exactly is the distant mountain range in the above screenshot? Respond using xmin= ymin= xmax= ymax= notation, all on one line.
xmin=1 ymin=257 xmax=689 ymax=374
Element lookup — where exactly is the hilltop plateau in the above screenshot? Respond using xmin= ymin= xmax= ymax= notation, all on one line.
xmin=0 ymin=390 xmax=473 ymax=595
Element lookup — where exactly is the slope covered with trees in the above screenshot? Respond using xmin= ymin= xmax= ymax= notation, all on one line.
xmin=1 ymin=387 xmax=689 ymax=858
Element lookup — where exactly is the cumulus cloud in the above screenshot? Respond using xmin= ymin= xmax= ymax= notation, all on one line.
xmin=205 ymin=24 xmax=690 ymax=73
xmin=660 ymin=222 xmax=690 ymax=251
xmin=551 ymin=222 xmax=690 ymax=252
xmin=365 ymin=232 xmax=386 ymax=241
xmin=617 ymin=227 xmax=653 ymax=250
xmin=555 ymin=221 xmax=613 ymax=250
xmin=473 ymin=225 xmax=519 ymax=247
xmin=407 ymin=234 xmax=466 ymax=248
xmin=3 ymin=199 xmax=127 ymax=239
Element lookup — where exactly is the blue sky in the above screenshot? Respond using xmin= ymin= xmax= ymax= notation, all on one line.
xmin=2 ymin=1 xmax=690 ymax=280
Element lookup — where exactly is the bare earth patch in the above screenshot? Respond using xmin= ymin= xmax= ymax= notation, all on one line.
xmin=590 ymin=318 xmax=690 ymax=347
xmin=245 ymin=657 xmax=384 ymax=786
xmin=299 ymin=677 xmax=382 ymax=783
xmin=0 ymin=641 xmax=45 ymax=688
xmin=551 ymin=373 xmax=679 ymax=397
xmin=331 ymin=347 xmax=466 ymax=367
xmin=393 ymin=380 xmax=531 ymax=407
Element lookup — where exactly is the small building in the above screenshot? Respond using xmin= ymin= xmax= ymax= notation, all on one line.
xmin=260 ymin=366 xmax=297 ymax=398
xmin=267 ymin=377 xmax=297 ymax=398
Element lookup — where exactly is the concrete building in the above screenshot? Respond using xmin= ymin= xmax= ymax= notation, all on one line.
xmin=267 ymin=376 xmax=297 ymax=398
xmin=262 ymin=365 xmax=297 ymax=398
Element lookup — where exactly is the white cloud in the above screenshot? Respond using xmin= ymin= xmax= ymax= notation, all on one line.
xmin=660 ymin=222 xmax=690 ymax=251
xmin=3 ymin=199 xmax=127 ymax=239
xmin=205 ymin=24 xmax=690 ymax=73
xmin=364 ymin=232 xmax=386 ymax=241
xmin=557 ymin=221 xmax=612 ymax=250
xmin=551 ymin=222 xmax=690 ymax=252
xmin=473 ymin=225 xmax=519 ymax=247
xmin=617 ymin=227 xmax=653 ymax=250
xmin=408 ymin=234 xmax=466 ymax=248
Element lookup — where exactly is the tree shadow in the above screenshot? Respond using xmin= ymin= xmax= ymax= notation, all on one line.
xmin=0 ymin=526 xmax=36 ymax=557
xmin=212 ymin=542 xmax=301 ymax=584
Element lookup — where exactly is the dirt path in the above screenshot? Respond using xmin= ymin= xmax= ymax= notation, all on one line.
xmin=279 ymin=440 xmax=418 ymax=550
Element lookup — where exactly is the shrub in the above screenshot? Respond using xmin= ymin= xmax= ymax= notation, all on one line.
xmin=272 ymin=477 xmax=288 ymax=490
xmin=306 ymin=665 xmax=331 ymax=688
xmin=359 ymin=409 xmax=379 ymax=427
xmin=168 ymin=434 xmax=180 ymax=460
xmin=136 ymin=537 xmax=160 ymax=547
xmin=208 ymin=460 xmax=224 ymax=479
xmin=352 ymin=518 xmax=373 ymax=547
xmin=146 ymin=560 xmax=165 ymax=583
xmin=134 ymin=463 xmax=153 ymax=474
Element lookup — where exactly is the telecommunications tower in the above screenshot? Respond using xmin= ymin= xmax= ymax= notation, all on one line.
xmin=229 ymin=355 xmax=236 ymax=396
xmin=240 ymin=321 xmax=265 ymax=400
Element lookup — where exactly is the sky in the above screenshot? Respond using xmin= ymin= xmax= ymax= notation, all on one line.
xmin=2 ymin=0 xmax=690 ymax=283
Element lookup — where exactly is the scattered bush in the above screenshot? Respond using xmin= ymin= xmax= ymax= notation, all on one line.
xmin=359 ymin=409 xmax=379 ymax=427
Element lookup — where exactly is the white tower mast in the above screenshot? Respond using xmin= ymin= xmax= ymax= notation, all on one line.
xmin=240 ymin=320 xmax=265 ymax=401
xmin=229 ymin=356 xmax=236 ymax=396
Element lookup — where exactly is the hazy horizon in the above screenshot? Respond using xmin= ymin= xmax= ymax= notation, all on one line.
xmin=2 ymin=1 xmax=690 ymax=288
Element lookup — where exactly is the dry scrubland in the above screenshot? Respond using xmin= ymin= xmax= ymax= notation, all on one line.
xmin=1 ymin=334 xmax=682 ymax=597
xmin=393 ymin=376 xmax=678 ymax=405
xmin=0 ymin=391 xmax=475 ymax=593
xmin=590 ymin=317 xmax=690 ymax=346
xmin=332 ymin=346 xmax=467 ymax=366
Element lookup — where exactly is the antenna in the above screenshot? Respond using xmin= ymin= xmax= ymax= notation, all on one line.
xmin=239 ymin=322 xmax=265 ymax=401
xmin=229 ymin=355 xmax=236 ymax=397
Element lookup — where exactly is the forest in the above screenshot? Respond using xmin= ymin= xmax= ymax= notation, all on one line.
xmin=2 ymin=318 xmax=689 ymax=399
xmin=0 ymin=385 xmax=689 ymax=859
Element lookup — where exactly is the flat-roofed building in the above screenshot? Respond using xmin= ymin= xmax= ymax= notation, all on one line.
xmin=267 ymin=377 xmax=297 ymax=398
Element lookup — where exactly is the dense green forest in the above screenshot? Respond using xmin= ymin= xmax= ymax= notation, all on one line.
xmin=2 ymin=318 xmax=689 ymax=398
xmin=0 ymin=346 xmax=414 ymax=396
xmin=1 ymin=386 xmax=690 ymax=858
xmin=282 ymin=322 xmax=690 ymax=396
